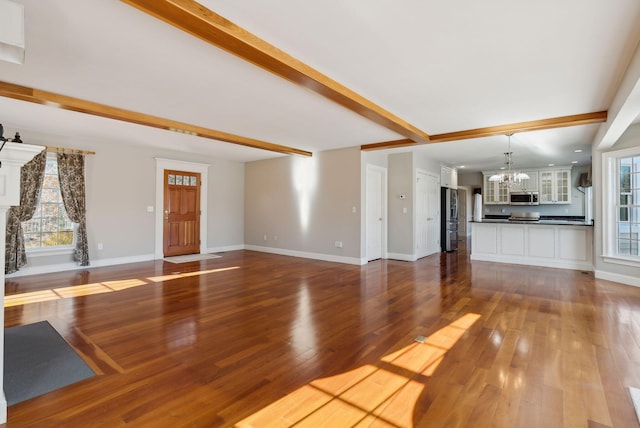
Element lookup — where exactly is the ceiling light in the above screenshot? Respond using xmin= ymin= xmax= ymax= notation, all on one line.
xmin=488 ymin=134 xmax=529 ymax=189
xmin=0 ymin=0 xmax=25 ymax=64
xmin=574 ymin=149 xmax=583 ymax=153
xmin=571 ymin=160 xmax=578 ymax=164
xmin=548 ymin=163 xmax=555 ymax=167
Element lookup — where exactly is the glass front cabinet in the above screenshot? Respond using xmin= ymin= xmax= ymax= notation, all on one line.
xmin=539 ymin=169 xmax=571 ymax=204
xmin=483 ymin=173 xmax=509 ymax=205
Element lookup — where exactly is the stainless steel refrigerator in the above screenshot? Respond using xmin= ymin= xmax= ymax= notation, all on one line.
xmin=441 ymin=187 xmax=458 ymax=252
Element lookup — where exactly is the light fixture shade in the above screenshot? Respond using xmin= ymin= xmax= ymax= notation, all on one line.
xmin=0 ymin=0 xmax=25 ymax=64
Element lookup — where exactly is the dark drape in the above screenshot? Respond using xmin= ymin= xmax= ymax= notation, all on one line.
xmin=5 ymin=150 xmax=47 ymax=274
xmin=57 ymin=153 xmax=89 ymax=266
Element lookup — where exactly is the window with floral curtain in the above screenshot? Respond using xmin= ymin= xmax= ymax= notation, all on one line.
xmin=57 ymin=153 xmax=89 ymax=266
xmin=5 ymin=150 xmax=47 ymax=274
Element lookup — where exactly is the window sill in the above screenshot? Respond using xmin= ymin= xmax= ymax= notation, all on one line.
xmin=26 ymin=247 xmax=75 ymax=258
xmin=602 ymin=255 xmax=640 ymax=268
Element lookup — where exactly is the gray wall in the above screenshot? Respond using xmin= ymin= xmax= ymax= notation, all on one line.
xmin=244 ymin=146 xmax=362 ymax=260
xmin=458 ymin=171 xmax=483 ymax=187
xmin=19 ymin=135 xmax=245 ymax=272
xmin=386 ymin=151 xmax=441 ymax=258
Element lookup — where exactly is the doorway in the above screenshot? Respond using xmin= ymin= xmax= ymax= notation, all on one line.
xmin=155 ymin=158 xmax=209 ymax=259
xmin=366 ymin=164 xmax=387 ymax=261
xmin=163 ymin=170 xmax=201 ymax=257
xmin=416 ymin=170 xmax=440 ymax=258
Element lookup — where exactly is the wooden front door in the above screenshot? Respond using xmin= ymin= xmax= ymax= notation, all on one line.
xmin=163 ymin=170 xmax=201 ymax=257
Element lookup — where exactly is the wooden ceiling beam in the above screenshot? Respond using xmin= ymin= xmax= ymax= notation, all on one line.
xmin=121 ymin=0 xmax=430 ymax=144
xmin=0 ymin=81 xmax=312 ymax=156
xmin=361 ymin=111 xmax=608 ymax=150
xmin=430 ymin=111 xmax=608 ymax=143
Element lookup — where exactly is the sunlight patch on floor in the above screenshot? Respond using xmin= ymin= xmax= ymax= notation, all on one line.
xmin=4 ymin=266 xmax=240 ymax=307
xmin=236 ymin=313 xmax=481 ymax=428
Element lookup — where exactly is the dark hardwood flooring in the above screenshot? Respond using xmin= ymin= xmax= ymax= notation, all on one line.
xmin=3 ymin=242 xmax=640 ymax=427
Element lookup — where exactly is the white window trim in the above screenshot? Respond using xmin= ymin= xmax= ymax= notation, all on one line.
xmin=602 ymin=146 xmax=640 ymax=267
xmin=26 ymin=246 xmax=75 ymax=258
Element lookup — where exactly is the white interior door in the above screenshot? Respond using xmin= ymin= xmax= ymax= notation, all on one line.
xmin=416 ymin=171 xmax=440 ymax=258
xmin=366 ymin=165 xmax=386 ymax=261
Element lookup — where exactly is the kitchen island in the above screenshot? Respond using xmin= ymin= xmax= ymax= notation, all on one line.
xmin=471 ymin=218 xmax=594 ymax=271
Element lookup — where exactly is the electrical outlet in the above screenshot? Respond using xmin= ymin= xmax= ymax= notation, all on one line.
xmin=335 ymin=241 xmax=343 ymax=248
xmin=263 ymin=235 xmax=267 ymax=241
xmin=274 ymin=235 xmax=278 ymax=241
xmin=97 ymin=243 xmax=103 ymax=250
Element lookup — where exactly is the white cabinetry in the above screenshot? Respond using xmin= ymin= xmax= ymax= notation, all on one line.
xmin=441 ymin=166 xmax=457 ymax=189
xmin=471 ymin=222 xmax=593 ymax=271
xmin=539 ymin=168 xmax=571 ymax=204
xmin=483 ymin=173 xmax=509 ymax=205
xmin=519 ymin=171 xmax=538 ymax=192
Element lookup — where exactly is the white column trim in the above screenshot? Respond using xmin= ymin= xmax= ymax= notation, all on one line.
xmin=0 ymin=143 xmax=45 ymax=424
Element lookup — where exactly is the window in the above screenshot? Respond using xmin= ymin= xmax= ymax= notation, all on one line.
xmin=22 ymin=155 xmax=75 ymax=250
xmin=616 ymin=158 xmax=639 ymax=256
xmin=603 ymin=147 xmax=640 ymax=264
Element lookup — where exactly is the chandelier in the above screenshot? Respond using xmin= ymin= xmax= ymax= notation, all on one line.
xmin=488 ymin=133 xmax=529 ymax=189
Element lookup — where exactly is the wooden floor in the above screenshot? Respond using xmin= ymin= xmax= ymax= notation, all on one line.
xmin=3 ymin=242 xmax=640 ymax=427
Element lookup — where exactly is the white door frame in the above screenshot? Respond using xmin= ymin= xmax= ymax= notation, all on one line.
xmin=155 ymin=158 xmax=209 ymax=259
xmin=366 ymin=164 xmax=388 ymax=261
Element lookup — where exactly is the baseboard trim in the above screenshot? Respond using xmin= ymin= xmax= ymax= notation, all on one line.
xmin=6 ymin=254 xmax=156 ymax=278
xmin=10 ymin=244 xmax=369 ymax=277
xmin=207 ymin=244 xmax=245 ymax=254
xmin=387 ymin=252 xmax=418 ymax=262
xmin=470 ymin=254 xmax=593 ymax=272
xmin=595 ymin=269 xmax=640 ymax=288
xmin=244 ymin=245 xmax=365 ymax=265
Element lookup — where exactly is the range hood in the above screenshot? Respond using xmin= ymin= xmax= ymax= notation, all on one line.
xmin=579 ymin=166 xmax=592 ymax=188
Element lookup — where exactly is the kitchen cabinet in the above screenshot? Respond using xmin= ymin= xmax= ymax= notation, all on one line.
xmin=471 ymin=221 xmax=593 ymax=271
xmin=441 ymin=166 xmax=457 ymax=189
xmin=483 ymin=173 xmax=509 ymax=205
xmin=539 ymin=169 xmax=571 ymax=204
xmin=518 ymin=171 xmax=538 ymax=192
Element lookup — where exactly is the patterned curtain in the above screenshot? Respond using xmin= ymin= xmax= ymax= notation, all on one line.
xmin=5 ymin=150 xmax=47 ymax=274
xmin=57 ymin=153 xmax=89 ymax=266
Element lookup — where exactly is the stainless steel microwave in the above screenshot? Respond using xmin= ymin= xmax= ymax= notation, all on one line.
xmin=510 ymin=191 xmax=539 ymax=205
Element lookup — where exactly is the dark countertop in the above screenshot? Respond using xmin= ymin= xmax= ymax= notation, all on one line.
xmin=472 ymin=218 xmax=593 ymax=226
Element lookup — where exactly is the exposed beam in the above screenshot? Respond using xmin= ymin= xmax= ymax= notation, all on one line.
xmin=121 ymin=0 xmax=430 ymax=144
xmin=430 ymin=111 xmax=608 ymax=143
xmin=360 ymin=139 xmax=417 ymax=151
xmin=0 ymin=81 xmax=311 ymax=157
xmin=361 ymin=111 xmax=608 ymax=150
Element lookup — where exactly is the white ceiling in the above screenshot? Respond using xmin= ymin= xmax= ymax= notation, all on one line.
xmin=1 ymin=0 xmax=640 ymax=170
